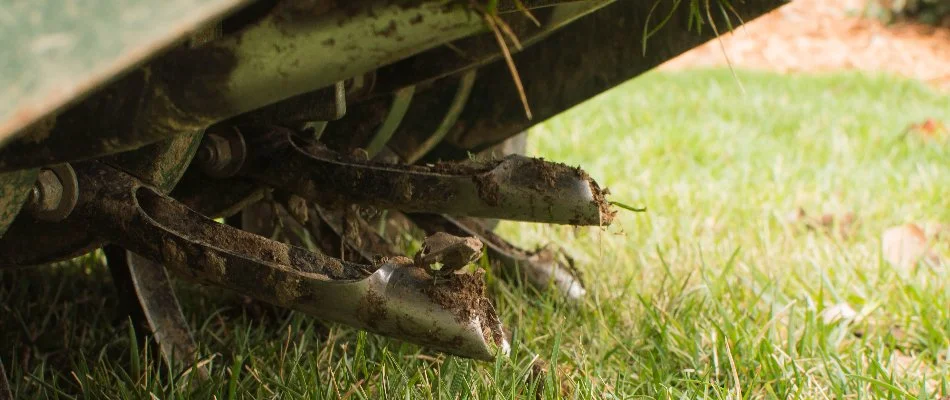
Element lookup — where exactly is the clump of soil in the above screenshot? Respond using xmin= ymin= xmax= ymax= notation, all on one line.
xmin=590 ymin=181 xmax=616 ymax=226
xmin=422 ymin=271 xmax=486 ymax=323
xmin=473 ymin=172 xmax=501 ymax=206
xmin=420 ymin=269 xmax=504 ymax=345
xmin=533 ymin=157 xmax=560 ymax=188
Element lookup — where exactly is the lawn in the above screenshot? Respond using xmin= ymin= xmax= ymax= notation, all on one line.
xmin=2 ymin=69 xmax=949 ymax=399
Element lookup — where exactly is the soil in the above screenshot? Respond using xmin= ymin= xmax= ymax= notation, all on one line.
xmin=422 ymin=271 xmax=486 ymax=323
xmin=361 ymin=289 xmax=388 ymax=331
xmin=534 ymin=157 xmax=559 ymax=188
xmin=590 ymin=181 xmax=615 ymax=226
xmin=420 ymin=269 xmax=504 ymax=345
xmin=414 ymin=232 xmax=483 ymax=272
xmin=473 ymin=172 xmax=502 ymax=206
xmin=499 ymin=155 xmax=615 ymax=226
xmin=660 ymin=0 xmax=950 ymax=91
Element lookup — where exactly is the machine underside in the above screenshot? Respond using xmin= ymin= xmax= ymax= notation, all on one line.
xmin=0 ymin=0 xmax=784 ymax=373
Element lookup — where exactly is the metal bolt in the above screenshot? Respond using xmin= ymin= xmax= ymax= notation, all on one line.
xmin=27 ymin=169 xmax=64 ymax=213
xmin=198 ymin=134 xmax=229 ymax=166
xmin=196 ymin=127 xmax=246 ymax=178
xmin=26 ymin=164 xmax=78 ymax=221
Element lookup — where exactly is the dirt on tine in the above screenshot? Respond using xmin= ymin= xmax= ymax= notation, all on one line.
xmin=421 ymin=270 xmax=501 ymax=344
xmin=361 ymin=289 xmax=388 ymax=330
xmin=473 ymin=172 xmax=502 ymax=206
xmin=533 ymin=157 xmax=560 ymax=188
xmin=554 ymin=162 xmax=616 ymax=226
xmin=150 ymin=191 xmax=370 ymax=280
xmin=517 ymin=156 xmax=615 ymax=224
xmin=590 ymin=179 xmax=615 ymax=225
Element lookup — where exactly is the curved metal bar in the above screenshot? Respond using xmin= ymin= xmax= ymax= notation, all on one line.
xmin=69 ymin=162 xmax=509 ymax=361
xmin=242 ymin=127 xmax=612 ymax=226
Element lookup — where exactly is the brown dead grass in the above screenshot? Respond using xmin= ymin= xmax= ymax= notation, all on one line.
xmin=661 ymin=0 xmax=950 ymax=91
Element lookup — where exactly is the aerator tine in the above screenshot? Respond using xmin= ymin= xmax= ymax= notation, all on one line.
xmin=205 ymin=126 xmax=614 ymax=226
xmin=410 ymin=213 xmax=587 ymax=301
xmin=51 ymin=162 xmax=510 ymax=361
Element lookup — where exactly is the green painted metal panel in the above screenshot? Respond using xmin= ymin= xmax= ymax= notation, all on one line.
xmin=0 ymin=0 xmax=251 ymax=145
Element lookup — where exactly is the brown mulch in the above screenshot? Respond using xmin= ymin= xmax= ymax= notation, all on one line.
xmin=660 ymin=0 xmax=950 ymax=91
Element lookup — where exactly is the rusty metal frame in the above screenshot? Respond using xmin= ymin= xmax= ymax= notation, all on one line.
xmin=435 ymin=0 xmax=786 ymax=156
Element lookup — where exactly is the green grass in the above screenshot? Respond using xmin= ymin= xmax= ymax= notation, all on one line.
xmin=3 ymin=69 xmax=950 ymax=398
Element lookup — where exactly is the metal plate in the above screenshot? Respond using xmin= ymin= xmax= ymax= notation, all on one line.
xmin=0 ymin=0 xmax=251 ymax=145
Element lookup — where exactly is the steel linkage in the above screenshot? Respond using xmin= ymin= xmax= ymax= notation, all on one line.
xmin=200 ymin=125 xmax=615 ymax=226
xmin=0 ymin=161 xmax=510 ymax=360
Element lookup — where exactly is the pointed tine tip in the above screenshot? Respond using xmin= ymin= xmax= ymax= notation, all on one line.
xmin=492 ymin=155 xmax=614 ymax=226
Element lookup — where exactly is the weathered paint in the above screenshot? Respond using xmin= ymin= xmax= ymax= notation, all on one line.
xmin=0 ymin=0 xmax=253 ymax=145
xmin=0 ymin=169 xmax=39 ymax=237
xmin=105 ymin=131 xmax=204 ymax=193
xmin=0 ymin=0 xmax=494 ymax=171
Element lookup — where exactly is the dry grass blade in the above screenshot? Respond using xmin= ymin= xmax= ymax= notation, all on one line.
xmin=484 ymin=13 xmax=533 ymax=120
xmin=493 ymin=15 xmax=524 ymax=51
xmin=512 ymin=0 xmax=541 ymax=26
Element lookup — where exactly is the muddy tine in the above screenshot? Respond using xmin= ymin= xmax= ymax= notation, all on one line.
xmin=310 ymin=203 xmax=403 ymax=261
xmin=73 ymin=162 xmax=509 ymax=360
xmin=409 ymin=213 xmax=587 ymax=301
xmin=237 ymin=126 xmax=614 ymax=226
